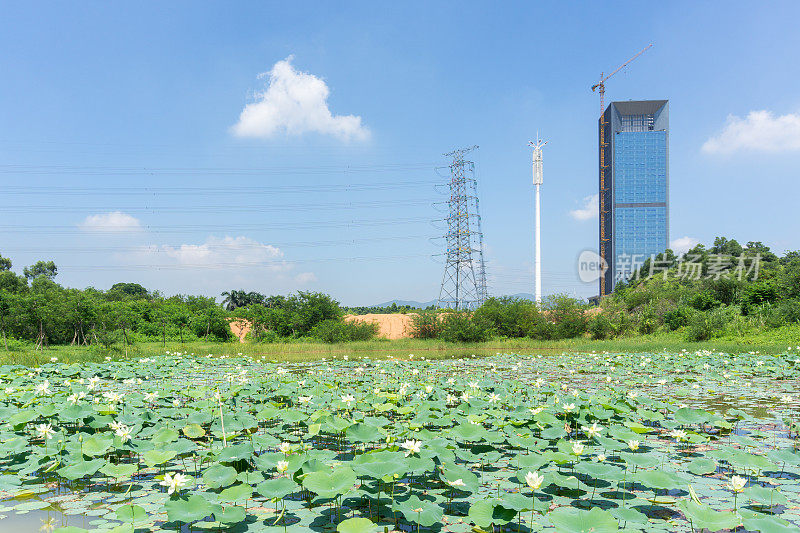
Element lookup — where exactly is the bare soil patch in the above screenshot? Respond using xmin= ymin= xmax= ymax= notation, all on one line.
xmin=344 ymin=313 xmax=415 ymax=339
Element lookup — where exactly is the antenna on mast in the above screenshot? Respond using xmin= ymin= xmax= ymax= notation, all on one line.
xmin=529 ymin=136 xmax=547 ymax=304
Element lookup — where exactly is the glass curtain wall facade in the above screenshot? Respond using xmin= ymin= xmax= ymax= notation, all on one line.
xmin=599 ymin=100 xmax=669 ymax=294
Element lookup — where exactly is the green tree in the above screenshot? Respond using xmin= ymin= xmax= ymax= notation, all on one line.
xmin=0 ymin=271 xmax=28 ymax=293
xmin=110 ymin=282 xmax=149 ymax=298
xmin=23 ymin=260 xmax=58 ymax=281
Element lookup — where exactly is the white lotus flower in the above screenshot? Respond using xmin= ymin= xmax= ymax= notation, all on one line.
xmin=571 ymin=442 xmax=585 ymax=456
xmin=400 ymin=439 xmax=423 ymax=456
xmin=298 ymin=396 xmax=313 ymax=404
xmin=144 ymin=392 xmax=158 ymax=402
xmin=40 ymin=516 xmax=56 ymax=533
xmin=103 ymin=391 xmax=122 ymax=404
xmin=35 ymin=380 xmax=51 ymax=396
xmin=628 ymin=440 xmax=640 ymax=451
xmin=584 ymin=422 xmax=602 ymax=439
xmin=160 ymin=472 xmax=190 ymax=495
xmin=279 ymin=442 xmax=292 ymax=454
xmin=670 ymin=429 xmax=687 ymax=442
xmin=562 ymin=403 xmax=576 ymax=412
xmin=524 ymin=471 xmax=544 ymax=490
xmin=87 ymin=376 xmax=100 ymax=390
xmin=447 ymin=478 xmax=466 ymax=488
xmin=276 ymin=460 xmax=289 ymax=473
xmin=488 ymin=393 xmax=501 ymax=404
xmin=115 ymin=424 xmax=132 ymax=442
xmin=340 ymin=394 xmax=355 ymax=407
xmin=729 ymin=475 xmax=747 ymax=493
xmin=36 ymin=423 xmax=55 ymax=440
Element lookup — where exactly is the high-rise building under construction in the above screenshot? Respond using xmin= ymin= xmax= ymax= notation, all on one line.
xmin=599 ymin=100 xmax=669 ymax=295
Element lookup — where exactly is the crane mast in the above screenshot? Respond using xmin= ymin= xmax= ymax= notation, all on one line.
xmin=591 ymin=44 xmax=652 ymax=296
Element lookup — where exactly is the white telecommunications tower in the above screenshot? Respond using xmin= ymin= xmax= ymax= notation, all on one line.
xmin=529 ymin=137 xmax=547 ymax=304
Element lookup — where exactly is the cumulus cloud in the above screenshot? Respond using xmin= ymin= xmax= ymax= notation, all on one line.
xmin=118 ymin=236 xmax=316 ymax=295
xmin=143 ymin=236 xmax=287 ymax=270
xmin=80 ymin=211 xmax=142 ymax=232
xmin=670 ymin=236 xmax=700 ymax=255
xmin=702 ymin=110 xmax=800 ymax=154
xmin=231 ymin=56 xmax=370 ymax=142
xmin=569 ymin=194 xmax=598 ymax=221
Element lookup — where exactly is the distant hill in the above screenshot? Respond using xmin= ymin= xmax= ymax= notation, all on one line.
xmin=373 ymin=293 xmax=538 ymax=308
xmin=375 ymin=299 xmax=437 ymax=308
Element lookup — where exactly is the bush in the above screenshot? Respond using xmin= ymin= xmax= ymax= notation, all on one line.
xmin=310 ymin=319 xmax=378 ymax=343
xmin=763 ymin=300 xmax=800 ymax=329
xmin=664 ymin=306 xmax=690 ymax=331
xmin=637 ymin=309 xmax=657 ymax=335
xmin=685 ymin=307 xmax=735 ymax=341
xmin=438 ymin=312 xmax=493 ymax=343
xmin=474 ymin=297 xmax=539 ymax=338
xmin=410 ymin=312 xmax=441 ymax=339
xmin=689 ymin=291 xmax=721 ymax=311
xmin=543 ymin=295 xmax=587 ymax=340
xmin=588 ymin=315 xmax=616 ymax=340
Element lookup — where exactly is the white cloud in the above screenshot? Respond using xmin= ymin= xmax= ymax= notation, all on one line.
xmin=294 ymin=272 xmax=317 ymax=284
xmin=147 ymin=236 xmax=287 ymax=270
xmin=569 ymin=194 xmax=598 ymax=221
xmin=702 ymin=110 xmax=800 ymax=154
xmin=670 ymin=236 xmax=699 ymax=255
xmin=80 ymin=211 xmax=142 ymax=232
xmin=231 ymin=56 xmax=370 ymax=142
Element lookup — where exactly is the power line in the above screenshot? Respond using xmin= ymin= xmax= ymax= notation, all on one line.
xmin=52 ymin=253 xmax=433 ymax=272
xmin=1 ymin=180 xmax=440 ymax=196
xmin=0 ymin=163 xmax=435 ymax=176
xmin=0 ymin=199 xmax=432 ymax=213
xmin=0 ymin=216 xmax=433 ymax=234
xmin=0 ymin=234 xmax=435 ymax=253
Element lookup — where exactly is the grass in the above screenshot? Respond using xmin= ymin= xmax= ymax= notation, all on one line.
xmin=2 ymin=323 xmax=799 ymax=366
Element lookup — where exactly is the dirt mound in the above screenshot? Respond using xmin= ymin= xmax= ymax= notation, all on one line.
xmin=345 ymin=313 xmax=415 ymax=340
xmin=228 ymin=319 xmax=250 ymax=343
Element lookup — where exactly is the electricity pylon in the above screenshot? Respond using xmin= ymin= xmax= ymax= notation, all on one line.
xmin=436 ymin=145 xmax=488 ymax=310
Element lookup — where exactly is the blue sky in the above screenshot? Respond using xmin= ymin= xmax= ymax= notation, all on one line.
xmin=1 ymin=2 xmax=799 ymax=305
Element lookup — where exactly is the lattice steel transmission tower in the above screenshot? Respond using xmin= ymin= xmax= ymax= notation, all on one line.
xmin=436 ymin=145 xmax=489 ymax=310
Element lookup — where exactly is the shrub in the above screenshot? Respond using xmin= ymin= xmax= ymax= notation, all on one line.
xmin=689 ymin=290 xmax=721 ymax=311
xmin=637 ymin=306 xmax=658 ymax=334
xmin=474 ymin=297 xmax=539 ymax=338
xmin=438 ymin=312 xmax=493 ymax=343
xmin=544 ymin=295 xmax=587 ymax=340
xmin=310 ymin=319 xmax=378 ymax=343
xmin=685 ymin=307 xmax=734 ymax=341
xmin=410 ymin=312 xmax=441 ymax=339
xmin=664 ymin=306 xmax=690 ymax=331
xmin=588 ymin=315 xmax=616 ymax=340
xmin=763 ymin=300 xmax=800 ymax=329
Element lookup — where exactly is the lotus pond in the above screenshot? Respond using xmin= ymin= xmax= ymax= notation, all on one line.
xmin=1 ymin=349 xmax=800 ymax=533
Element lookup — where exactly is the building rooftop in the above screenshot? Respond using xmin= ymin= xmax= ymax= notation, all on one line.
xmin=610 ymin=100 xmax=668 ymax=116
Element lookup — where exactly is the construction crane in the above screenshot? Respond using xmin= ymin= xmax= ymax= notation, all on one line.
xmin=591 ymin=43 xmax=653 ymax=115
xmin=592 ymin=44 xmax=652 ymax=297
